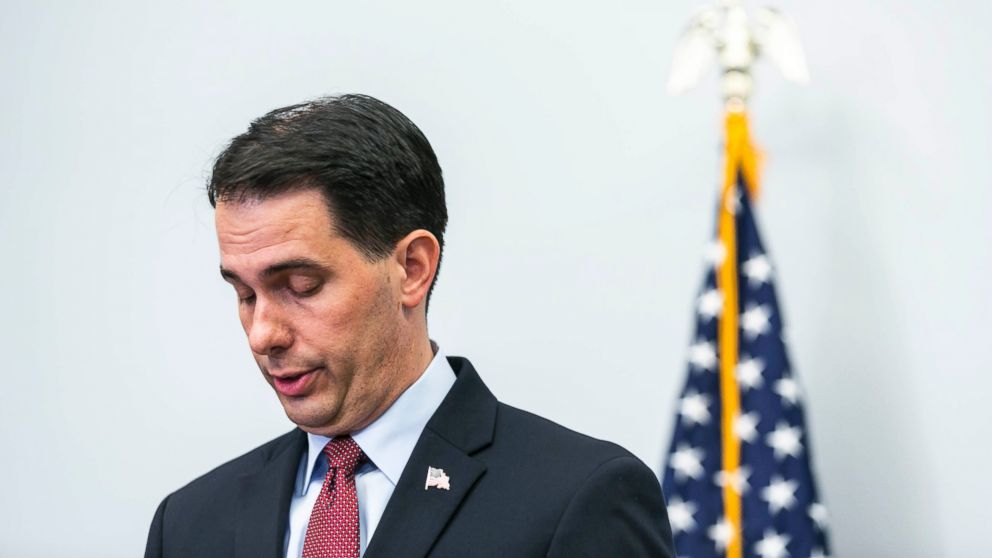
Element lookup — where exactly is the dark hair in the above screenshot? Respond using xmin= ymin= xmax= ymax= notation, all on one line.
xmin=207 ymin=94 xmax=447 ymax=306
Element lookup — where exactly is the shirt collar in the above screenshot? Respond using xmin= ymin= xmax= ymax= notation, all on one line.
xmin=301 ymin=342 xmax=456 ymax=494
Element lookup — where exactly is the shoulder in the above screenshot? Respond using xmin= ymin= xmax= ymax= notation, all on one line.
xmin=435 ymin=399 xmax=673 ymax=556
xmin=145 ymin=429 xmax=304 ymax=556
xmin=493 ymin=404 xmax=674 ymax=556
xmin=170 ymin=428 xmax=301 ymax=499
xmin=442 ymin=356 xmax=655 ymax=489
xmin=153 ymin=428 xmax=303 ymax=525
xmin=480 ymin=401 xmax=661 ymax=502
xmin=493 ymin=402 xmax=636 ymax=468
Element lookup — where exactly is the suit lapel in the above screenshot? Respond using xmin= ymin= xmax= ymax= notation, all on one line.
xmin=363 ymin=429 xmax=486 ymax=558
xmin=364 ymin=357 xmax=498 ymax=558
xmin=235 ymin=428 xmax=307 ymax=558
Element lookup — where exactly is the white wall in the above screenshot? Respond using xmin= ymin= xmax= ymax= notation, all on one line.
xmin=1 ymin=1 xmax=988 ymax=556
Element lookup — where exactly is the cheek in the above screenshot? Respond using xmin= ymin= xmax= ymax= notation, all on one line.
xmin=295 ymin=294 xmax=364 ymax=352
xmin=326 ymin=282 xmax=394 ymax=344
xmin=297 ymin=266 xmax=397 ymax=347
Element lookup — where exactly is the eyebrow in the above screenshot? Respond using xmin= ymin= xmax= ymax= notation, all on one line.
xmin=219 ymin=257 xmax=329 ymax=284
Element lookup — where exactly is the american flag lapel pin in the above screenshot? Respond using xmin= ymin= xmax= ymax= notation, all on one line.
xmin=425 ymin=466 xmax=451 ymax=491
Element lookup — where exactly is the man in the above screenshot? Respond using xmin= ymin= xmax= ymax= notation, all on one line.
xmin=145 ymin=94 xmax=674 ymax=558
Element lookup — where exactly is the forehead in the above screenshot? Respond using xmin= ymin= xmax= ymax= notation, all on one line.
xmin=214 ymin=189 xmax=336 ymax=270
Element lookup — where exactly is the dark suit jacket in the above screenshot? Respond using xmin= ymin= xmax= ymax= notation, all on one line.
xmin=145 ymin=357 xmax=675 ymax=557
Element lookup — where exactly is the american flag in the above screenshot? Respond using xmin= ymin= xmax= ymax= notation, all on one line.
xmin=662 ymin=113 xmax=830 ymax=558
xmin=425 ymin=467 xmax=451 ymax=491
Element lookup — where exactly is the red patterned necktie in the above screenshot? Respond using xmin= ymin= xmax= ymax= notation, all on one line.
xmin=302 ymin=436 xmax=366 ymax=558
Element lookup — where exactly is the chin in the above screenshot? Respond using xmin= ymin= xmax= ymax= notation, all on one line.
xmin=280 ymin=396 xmax=340 ymax=432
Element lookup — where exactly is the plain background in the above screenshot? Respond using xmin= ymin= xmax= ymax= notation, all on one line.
xmin=1 ymin=1 xmax=989 ymax=556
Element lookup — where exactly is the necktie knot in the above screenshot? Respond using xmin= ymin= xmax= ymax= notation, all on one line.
xmin=322 ymin=435 xmax=365 ymax=475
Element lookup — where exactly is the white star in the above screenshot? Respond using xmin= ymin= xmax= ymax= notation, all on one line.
xmin=741 ymin=304 xmax=771 ymax=339
xmin=670 ymin=444 xmax=705 ymax=481
xmin=736 ymin=356 xmax=765 ymax=391
xmin=808 ymin=502 xmax=830 ymax=529
xmin=766 ymin=422 xmax=804 ymax=460
xmin=809 ymin=547 xmax=829 ymax=558
xmin=697 ymin=288 xmax=724 ymax=320
xmin=724 ymin=185 xmax=742 ymax=215
xmin=666 ymin=497 xmax=697 ymax=534
xmin=734 ymin=412 xmax=760 ymax=443
xmin=774 ymin=377 xmax=802 ymax=406
xmin=707 ymin=517 xmax=735 ymax=552
xmin=688 ymin=339 xmax=717 ymax=372
xmin=761 ymin=475 xmax=799 ymax=514
xmin=714 ymin=466 xmax=751 ymax=495
xmin=705 ymin=240 xmax=727 ymax=267
xmin=742 ymin=253 xmax=773 ymax=286
xmin=754 ymin=529 xmax=791 ymax=558
xmin=679 ymin=391 xmax=712 ymax=426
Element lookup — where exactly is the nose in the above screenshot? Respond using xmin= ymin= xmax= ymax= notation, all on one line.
xmin=247 ymin=296 xmax=293 ymax=357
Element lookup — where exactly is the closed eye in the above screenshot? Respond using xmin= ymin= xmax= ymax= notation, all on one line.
xmin=288 ymin=275 xmax=323 ymax=296
xmin=238 ymin=292 xmax=256 ymax=304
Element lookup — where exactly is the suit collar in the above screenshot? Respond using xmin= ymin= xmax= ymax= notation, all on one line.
xmin=235 ymin=427 xmax=307 ymax=558
xmin=424 ymin=356 xmax=498 ymax=454
xmin=364 ymin=356 xmax=498 ymax=558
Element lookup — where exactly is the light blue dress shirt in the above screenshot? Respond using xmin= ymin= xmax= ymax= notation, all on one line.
xmin=283 ymin=344 xmax=457 ymax=558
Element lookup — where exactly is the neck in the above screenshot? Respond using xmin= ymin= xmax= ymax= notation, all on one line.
xmin=384 ymin=332 xmax=435 ymax=404
xmin=347 ymin=332 xmax=435 ymax=435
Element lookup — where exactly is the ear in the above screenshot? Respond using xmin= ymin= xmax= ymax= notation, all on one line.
xmin=392 ymin=229 xmax=440 ymax=311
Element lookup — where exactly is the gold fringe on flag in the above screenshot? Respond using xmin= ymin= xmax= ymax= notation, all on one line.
xmin=715 ymin=109 xmax=761 ymax=558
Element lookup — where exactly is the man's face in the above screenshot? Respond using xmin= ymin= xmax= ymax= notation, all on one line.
xmin=215 ymin=188 xmax=403 ymax=436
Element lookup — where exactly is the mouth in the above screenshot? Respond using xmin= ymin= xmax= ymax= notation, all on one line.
xmin=271 ymin=367 xmax=320 ymax=397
